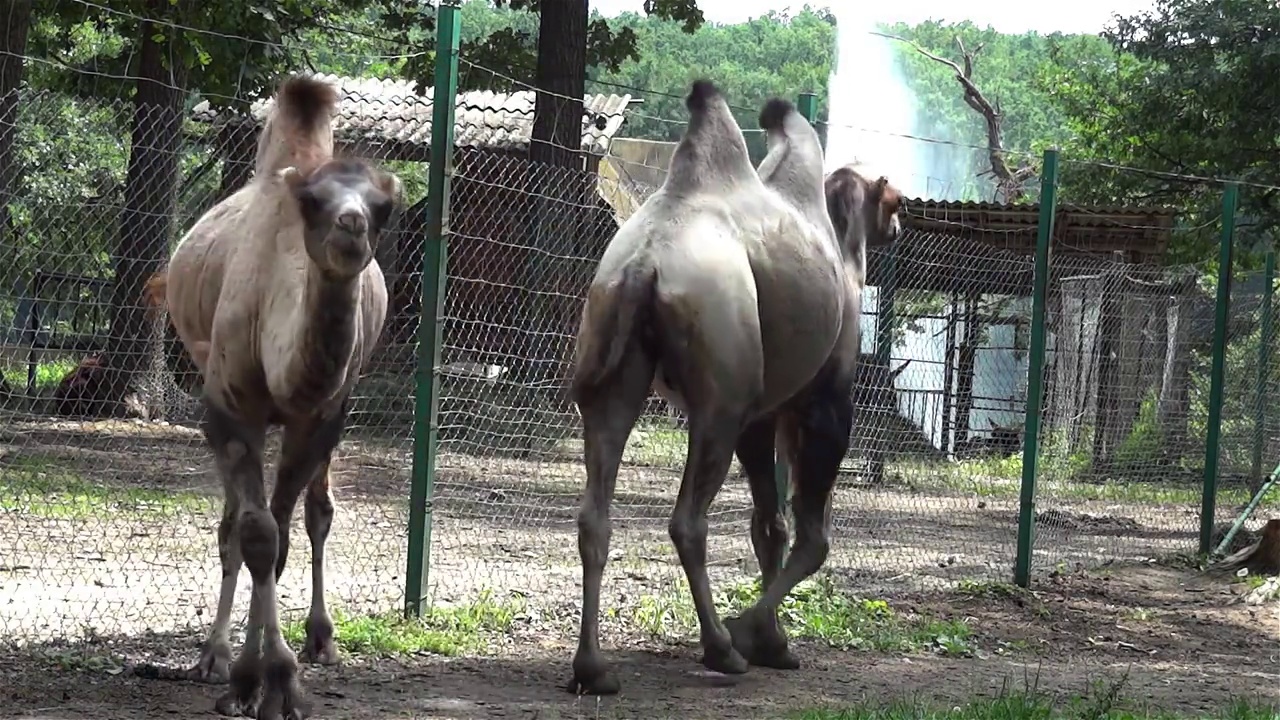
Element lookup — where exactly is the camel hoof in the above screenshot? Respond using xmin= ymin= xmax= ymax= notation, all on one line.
xmin=299 ymin=620 xmax=339 ymax=666
xmin=565 ymin=655 xmax=620 ymax=695
xmin=189 ymin=639 xmax=234 ymax=684
xmin=214 ymin=688 xmax=260 ymax=718
xmin=725 ymin=613 xmax=800 ymax=670
xmin=257 ymin=659 xmax=309 ymax=720
xmin=699 ymin=643 xmax=748 ymax=675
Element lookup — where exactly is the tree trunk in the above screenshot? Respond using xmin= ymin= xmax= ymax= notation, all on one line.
xmin=1157 ymin=294 xmax=1192 ymax=451
xmin=518 ymin=0 xmax=589 ymax=434
xmin=217 ymin=116 xmax=258 ymax=202
xmin=530 ymin=0 xmax=588 ymax=173
xmin=103 ymin=6 xmax=189 ymax=414
xmin=0 ymin=0 xmax=31 ymax=300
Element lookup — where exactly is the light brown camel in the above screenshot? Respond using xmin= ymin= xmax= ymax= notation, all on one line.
xmin=144 ymin=75 xmax=401 ymax=719
xmin=566 ymin=81 xmax=902 ymax=695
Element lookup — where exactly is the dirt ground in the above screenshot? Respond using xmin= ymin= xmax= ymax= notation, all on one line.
xmin=1 ymin=419 xmax=1277 ymax=718
xmin=0 ymin=418 xmax=1222 ymax=644
xmin=2 ymin=564 xmax=1277 ymax=719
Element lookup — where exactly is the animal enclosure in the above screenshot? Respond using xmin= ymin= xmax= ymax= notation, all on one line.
xmin=0 ymin=18 xmax=1277 ymax=719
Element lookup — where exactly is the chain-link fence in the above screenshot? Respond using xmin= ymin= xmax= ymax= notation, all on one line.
xmin=1 ymin=8 xmax=1275 ymax=658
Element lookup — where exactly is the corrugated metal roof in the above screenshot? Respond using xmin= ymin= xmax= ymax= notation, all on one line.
xmin=905 ymin=198 xmax=1179 ymax=228
xmin=190 ymin=72 xmax=635 ymax=154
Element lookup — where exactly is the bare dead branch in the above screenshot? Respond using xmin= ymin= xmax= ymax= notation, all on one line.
xmin=872 ymin=30 xmax=1032 ymax=203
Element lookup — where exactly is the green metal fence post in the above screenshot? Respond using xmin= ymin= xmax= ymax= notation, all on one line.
xmin=1199 ymin=182 xmax=1239 ymax=555
xmin=1013 ymin=148 xmax=1059 ymax=588
xmin=405 ymin=0 xmax=461 ymax=618
xmin=798 ymin=92 xmax=820 ymax=150
xmin=1249 ymin=245 xmax=1275 ymax=483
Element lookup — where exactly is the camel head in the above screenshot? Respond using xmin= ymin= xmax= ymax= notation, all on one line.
xmin=279 ymin=158 xmax=403 ymax=279
xmin=823 ymin=165 xmax=904 ymax=253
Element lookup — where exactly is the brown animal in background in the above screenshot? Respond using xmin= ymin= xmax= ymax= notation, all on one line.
xmin=52 ymin=353 xmax=111 ymax=417
xmin=145 ymin=74 xmax=401 ymax=719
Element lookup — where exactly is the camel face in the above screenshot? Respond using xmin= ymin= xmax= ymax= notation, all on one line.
xmin=287 ymin=158 xmax=402 ymax=278
xmin=824 ymin=165 xmax=905 ymax=257
xmin=869 ymin=175 xmax=904 ymax=246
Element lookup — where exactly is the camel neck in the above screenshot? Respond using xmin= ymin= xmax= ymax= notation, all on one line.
xmin=286 ymin=262 xmax=362 ymax=409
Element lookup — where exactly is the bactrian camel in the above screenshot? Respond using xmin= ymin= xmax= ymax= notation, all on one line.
xmin=566 ymin=81 xmax=903 ymax=695
xmin=145 ymin=75 xmax=401 ymax=718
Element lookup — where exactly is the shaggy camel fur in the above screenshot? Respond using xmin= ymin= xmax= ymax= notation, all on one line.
xmin=566 ymin=80 xmax=902 ymax=695
xmin=145 ymin=75 xmax=400 ymax=718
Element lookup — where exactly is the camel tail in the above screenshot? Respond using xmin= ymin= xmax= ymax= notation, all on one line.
xmin=572 ymin=265 xmax=656 ymax=397
xmin=255 ymin=74 xmax=338 ymax=178
xmin=664 ymin=79 xmax=755 ymax=195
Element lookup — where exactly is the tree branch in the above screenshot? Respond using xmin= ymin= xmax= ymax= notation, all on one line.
xmin=873 ymin=31 xmax=1030 ymax=203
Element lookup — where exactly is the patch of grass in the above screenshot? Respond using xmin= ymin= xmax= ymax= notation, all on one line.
xmin=0 ymin=456 xmax=209 ymax=519
xmin=894 ymin=457 xmax=1272 ymax=510
xmin=622 ymin=423 xmax=688 ymax=467
xmin=2 ymin=357 xmax=79 ymax=391
xmin=792 ymin=691 xmax=1278 ymax=720
xmin=632 ymin=574 xmax=973 ymax=657
xmin=283 ymin=590 xmax=526 ymax=657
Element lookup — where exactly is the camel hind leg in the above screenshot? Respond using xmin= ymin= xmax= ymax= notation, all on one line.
xmin=725 ymin=415 xmax=799 ymax=669
xmin=727 ymin=366 xmax=853 ymax=669
xmin=567 ymin=347 xmax=656 ymax=696
xmin=670 ymin=405 xmax=749 ymax=675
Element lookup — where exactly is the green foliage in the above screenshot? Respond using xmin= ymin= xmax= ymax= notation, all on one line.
xmin=793 ymin=693 xmax=1278 ymax=720
xmin=1189 ymin=313 xmax=1280 ymax=474
xmin=633 ymin=574 xmax=973 ymax=657
xmin=1113 ymin=391 xmax=1166 ymax=470
xmin=281 ymin=589 xmax=525 ymax=656
xmin=1042 ymin=0 xmax=1280 ymax=267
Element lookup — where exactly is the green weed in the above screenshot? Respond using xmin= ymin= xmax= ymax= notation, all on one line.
xmin=793 ymin=690 xmax=1277 ymax=720
xmin=0 ymin=457 xmax=209 ymax=519
xmin=282 ymin=590 xmax=525 ymax=657
xmin=633 ymin=574 xmax=973 ymax=657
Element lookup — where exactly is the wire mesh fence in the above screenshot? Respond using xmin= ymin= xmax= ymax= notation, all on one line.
xmin=0 ymin=13 xmax=1274 ymax=660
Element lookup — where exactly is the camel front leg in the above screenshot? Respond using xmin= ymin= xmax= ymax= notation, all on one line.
xmin=276 ymin=403 xmax=349 ymax=666
xmin=727 ymin=377 xmax=853 ymax=670
xmin=300 ymin=462 xmax=337 ymax=665
xmin=724 ymin=415 xmax=799 ymax=670
xmin=204 ymin=401 xmax=309 ymax=720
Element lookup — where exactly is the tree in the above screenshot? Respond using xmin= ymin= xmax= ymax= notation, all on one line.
xmin=876 ymin=32 xmax=1035 ymax=203
xmin=103 ymin=0 xmax=194 ymax=409
xmin=1041 ymin=0 xmax=1280 ymax=265
xmin=26 ymin=0 xmax=384 ymax=412
xmin=0 ymin=0 xmax=31 ymax=246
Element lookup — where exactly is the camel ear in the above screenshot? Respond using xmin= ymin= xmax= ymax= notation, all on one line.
xmin=277 ymin=166 xmax=306 ymax=190
xmin=379 ymin=171 xmax=404 ymax=206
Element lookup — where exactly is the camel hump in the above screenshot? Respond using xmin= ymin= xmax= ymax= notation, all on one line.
xmin=663 ymin=79 xmax=756 ymax=196
xmin=276 ymin=75 xmax=338 ymax=135
xmin=758 ymin=98 xmax=794 ymax=132
xmin=755 ymin=95 xmax=827 ymax=220
xmin=684 ymin=80 xmax=722 ymax=114
xmin=255 ymin=74 xmax=338 ymax=178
